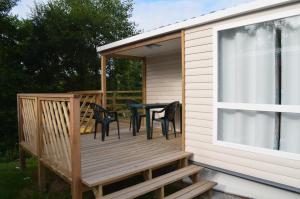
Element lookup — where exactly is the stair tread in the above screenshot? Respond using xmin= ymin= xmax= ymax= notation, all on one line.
xmin=165 ymin=180 xmax=217 ymax=199
xmin=102 ymin=165 xmax=202 ymax=199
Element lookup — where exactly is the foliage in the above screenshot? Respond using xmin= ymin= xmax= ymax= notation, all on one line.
xmin=0 ymin=0 xmax=141 ymax=161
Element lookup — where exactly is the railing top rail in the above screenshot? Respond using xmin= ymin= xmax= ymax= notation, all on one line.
xmin=69 ymin=90 xmax=103 ymax=95
xmin=107 ymin=90 xmax=142 ymax=93
xmin=17 ymin=93 xmax=81 ymax=98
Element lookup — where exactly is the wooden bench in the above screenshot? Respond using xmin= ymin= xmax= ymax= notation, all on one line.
xmin=165 ymin=181 xmax=217 ymax=199
xmin=99 ymin=165 xmax=202 ymax=199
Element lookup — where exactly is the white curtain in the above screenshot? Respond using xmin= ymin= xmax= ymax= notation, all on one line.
xmin=218 ymin=23 xmax=277 ymax=149
xmin=280 ymin=15 xmax=300 ymax=154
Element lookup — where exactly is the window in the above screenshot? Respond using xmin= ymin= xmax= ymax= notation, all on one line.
xmin=214 ymin=13 xmax=300 ymax=158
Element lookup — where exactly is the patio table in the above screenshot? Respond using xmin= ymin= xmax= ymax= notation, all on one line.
xmin=129 ymin=103 xmax=182 ymax=139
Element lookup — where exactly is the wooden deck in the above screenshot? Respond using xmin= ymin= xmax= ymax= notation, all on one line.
xmin=80 ymin=123 xmax=189 ymax=188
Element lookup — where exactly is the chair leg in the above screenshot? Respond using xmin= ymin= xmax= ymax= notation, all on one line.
xmin=106 ymin=123 xmax=110 ymax=136
xmin=151 ymin=118 xmax=154 ymax=137
xmin=117 ymin=120 xmax=120 ymax=139
xmin=166 ymin=120 xmax=169 ymax=140
xmin=138 ymin=116 xmax=142 ymax=133
xmin=94 ymin=122 xmax=98 ymax=139
xmin=129 ymin=116 xmax=132 ymax=130
xmin=101 ymin=123 xmax=106 ymax=141
xmin=161 ymin=122 xmax=164 ymax=135
xmin=172 ymin=120 xmax=176 ymax=137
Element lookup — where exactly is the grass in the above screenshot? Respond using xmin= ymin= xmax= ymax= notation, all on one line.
xmin=0 ymin=158 xmax=71 ymax=199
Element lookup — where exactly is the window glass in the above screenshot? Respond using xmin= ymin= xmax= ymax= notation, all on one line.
xmin=218 ymin=22 xmax=276 ymax=104
xmin=218 ymin=109 xmax=277 ymax=149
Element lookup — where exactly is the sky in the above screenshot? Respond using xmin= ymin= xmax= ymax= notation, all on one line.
xmin=11 ymin=0 xmax=252 ymax=32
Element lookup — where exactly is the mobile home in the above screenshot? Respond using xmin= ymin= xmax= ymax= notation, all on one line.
xmin=18 ymin=0 xmax=300 ymax=198
xmin=97 ymin=0 xmax=300 ymax=198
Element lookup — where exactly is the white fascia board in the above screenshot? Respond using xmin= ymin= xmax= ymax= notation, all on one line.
xmin=97 ymin=0 xmax=295 ymax=53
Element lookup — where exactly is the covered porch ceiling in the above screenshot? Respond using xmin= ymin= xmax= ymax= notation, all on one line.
xmin=99 ymin=31 xmax=182 ymax=59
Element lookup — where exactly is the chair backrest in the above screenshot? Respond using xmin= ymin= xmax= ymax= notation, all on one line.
xmin=89 ymin=103 xmax=107 ymax=122
xmin=164 ymin=101 xmax=179 ymax=121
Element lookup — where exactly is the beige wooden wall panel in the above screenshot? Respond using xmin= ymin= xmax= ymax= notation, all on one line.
xmin=146 ymin=53 xmax=182 ymax=103
xmin=184 ymin=2 xmax=300 ymax=189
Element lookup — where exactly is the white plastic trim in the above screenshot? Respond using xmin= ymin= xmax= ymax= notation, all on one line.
xmin=213 ymin=7 xmax=300 ymax=161
xmin=97 ymin=0 xmax=295 ymax=53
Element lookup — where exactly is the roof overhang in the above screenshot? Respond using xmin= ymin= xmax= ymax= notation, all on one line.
xmin=98 ymin=0 xmax=296 ymax=55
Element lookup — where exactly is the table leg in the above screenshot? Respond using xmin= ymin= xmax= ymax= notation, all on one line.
xmin=132 ymin=110 xmax=137 ymax=136
xmin=146 ymin=108 xmax=151 ymax=139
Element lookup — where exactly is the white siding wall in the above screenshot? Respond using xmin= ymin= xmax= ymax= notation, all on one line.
xmin=146 ymin=53 xmax=182 ymax=103
xmin=184 ymin=2 xmax=300 ymax=193
xmin=146 ymin=53 xmax=182 ymax=130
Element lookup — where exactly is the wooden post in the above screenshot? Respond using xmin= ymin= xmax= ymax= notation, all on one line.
xmin=143 ymin=169 xmax=152 ymax=180
xmin=142 ymin=57 xmax=146 ymax=105
xmin=37 ymin=97 xmax=46 ymax=191
xmin=93 ymin=185 xmax=103 ymax=199
xmin=181 ymin=30 xmax=186 ymax=151
xmin=101 ymin=55 xmax=107 ymax=108
xmin=142 ymin=58 xmax=147 ymax=126
xmin=112 ymin=91 xmax=117 ymax=110
xmin=17 ymin=95 xmax=26 ymax=170
xmin=155 ymin=187 xmax=164 ymax=199
xmin=70 ymin=95 xmax=82 ymax=199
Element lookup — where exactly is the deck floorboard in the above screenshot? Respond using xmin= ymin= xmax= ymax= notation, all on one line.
xmin=80 ymin=124 xmax=187 ymax=187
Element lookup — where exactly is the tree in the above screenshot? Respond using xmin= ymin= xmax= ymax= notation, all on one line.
xmin=21 ymin=0 xmax=138 ymax=92
xmin=0 ymin=0 xmax=140 ymax=161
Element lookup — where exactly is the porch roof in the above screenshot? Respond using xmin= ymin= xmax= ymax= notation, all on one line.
xmin=97 ymin=0 xmax=293 ymax=54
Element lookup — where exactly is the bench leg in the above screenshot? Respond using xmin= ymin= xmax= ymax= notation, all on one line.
xmin=155 ymin=187 xmax=164 ymax=199
xmin=93 ymin=185 xmax=103 ymax=199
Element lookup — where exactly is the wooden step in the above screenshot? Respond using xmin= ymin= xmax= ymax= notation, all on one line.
xmin=165 ymin=180 xmax=217 ymax=199
xmin=83 ymin=151 xmax=192 ymax=187
xmin=100 ymin=165 xmax=202 ymax=199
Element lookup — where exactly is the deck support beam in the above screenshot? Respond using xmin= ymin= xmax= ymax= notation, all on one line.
xmin=101 ymin=55 xmax=107 ymax=108
xmin=143 ymin=169 xmax=152 ymax=180
xmin=191 ymin=172 xmax=199 ymax=183
xmin=70 ymin=97 xmax=82 ymax=199
xmin=19 ymin=148 xmax=26 ymax=170
xmin=155 ymin=187 xmax=164 ymax=199
xmin=38 ymin=162 xmax=47 ymax=192
xmin=17 ymin=95 xmax=26 ymax=170
xmin=181 ymin=30 xmax=186 ymax=152
xmin=93 ymin=185 xmax=103 ymax=199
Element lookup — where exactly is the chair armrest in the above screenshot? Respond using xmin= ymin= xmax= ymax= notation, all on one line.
xmin=152 ymin=109 xmax=165 ymax=120
xmin=152 ymin=109 xmax=165 ymax=114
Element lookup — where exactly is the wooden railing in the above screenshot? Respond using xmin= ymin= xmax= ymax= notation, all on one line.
xmin=70 ymin=90 xmax=142 ymax=134
xmin=69 ymin=90 xmax=102 ymax=134
xmin=18 ymin=93 xmax=81 ymax=197
xmin=17 ymin=90 xmax=142 ymax=198
xmin=107 ymin=90 xmax=142 ymax=116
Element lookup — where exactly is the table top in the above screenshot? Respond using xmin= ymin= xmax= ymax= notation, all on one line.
xmin=128 ymin=103 xmax=169 ymax=109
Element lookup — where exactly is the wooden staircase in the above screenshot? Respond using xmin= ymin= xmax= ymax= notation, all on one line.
xmin=98 ymin=164 xmax=217 ymax=199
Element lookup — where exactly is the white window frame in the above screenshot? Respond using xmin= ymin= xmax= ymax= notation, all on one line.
xmin=213 ymin=8 xmax=300 ymax=161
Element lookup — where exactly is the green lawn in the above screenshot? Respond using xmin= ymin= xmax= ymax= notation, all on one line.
xmin=0 ymin=159 xmax=71 ymax=199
